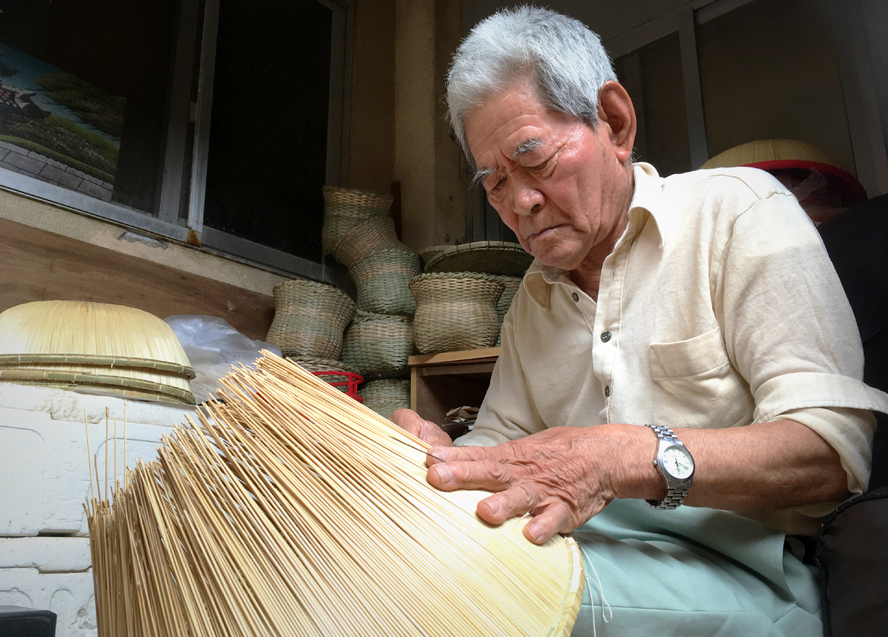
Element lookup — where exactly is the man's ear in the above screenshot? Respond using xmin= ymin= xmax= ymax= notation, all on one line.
xmin=597 ymin=81 xmax=637 ymax=163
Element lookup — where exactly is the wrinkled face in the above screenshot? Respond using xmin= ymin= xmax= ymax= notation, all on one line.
xmin=465 ymin=79 xmax=627 ymax=271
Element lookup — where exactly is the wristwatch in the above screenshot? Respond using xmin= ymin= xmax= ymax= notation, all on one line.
xmin=645 ymin=424 xmax=695 ymax=509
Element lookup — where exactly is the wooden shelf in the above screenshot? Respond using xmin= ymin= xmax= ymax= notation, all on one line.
xmin=409 ymin=347 xmax=499 ymax=425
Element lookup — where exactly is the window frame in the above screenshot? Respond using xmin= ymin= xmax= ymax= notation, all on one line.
xmin=0 ymin=0 xmax=353 ymax=284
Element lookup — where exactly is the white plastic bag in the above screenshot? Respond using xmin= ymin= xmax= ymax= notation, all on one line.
xmin=164 ymin=315 xmax=282 ymax=403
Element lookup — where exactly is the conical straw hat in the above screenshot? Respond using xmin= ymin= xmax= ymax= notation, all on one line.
xmin=0 ymin=300 xmax=192 ymax=367
xmin=701 ymin=139 xmax=867 ymax=204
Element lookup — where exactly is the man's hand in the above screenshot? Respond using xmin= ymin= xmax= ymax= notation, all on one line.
xmin=390 ymin=408 xmax=454 ymax=448
xmin=424 ymin=425 xmax=654 ymax=545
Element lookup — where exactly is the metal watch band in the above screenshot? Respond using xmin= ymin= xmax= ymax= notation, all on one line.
xmin=645 ymin=424 xmax=693 ymax=510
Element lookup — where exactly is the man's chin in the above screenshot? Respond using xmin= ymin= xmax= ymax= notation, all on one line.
xmin=531 ymin=251 xmax=584 ymax=271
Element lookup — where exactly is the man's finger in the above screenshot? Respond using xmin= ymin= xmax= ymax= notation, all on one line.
xmin=476 ymin=484 xmax=539 ymax=525
xmin=426 ymin=458 xmax=514 ymax=491
xmin=521 ymin=502 xmax=573 ymax=545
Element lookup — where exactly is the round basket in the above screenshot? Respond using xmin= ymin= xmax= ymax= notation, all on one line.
xmin=333 ymin=215 xmax=402 ymax=268
xmin=424 ymin=241 xmax=534 ymax=277
xmin=360 ymin=379 xmax=411 ymax=420
xmin=286 ymin=357 xmax=363 ymax=400
xmin=409 ymin=272 xmax=505 ymax=354
xmin=266 ymin=280 xmax=356 ymax=360
xmin=321 ymin=186 xmax=394 ymax=255
xmin=340 ymin=310 xmax=414 ymax=380
xmin=491 ymin=275 xmax=523 ymax=347
xmin=350 ymin=248 xmax=422 ymax=315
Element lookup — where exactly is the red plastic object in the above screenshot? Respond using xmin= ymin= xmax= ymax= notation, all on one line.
xmin=311 ymin=370 xmax=364 ymax=403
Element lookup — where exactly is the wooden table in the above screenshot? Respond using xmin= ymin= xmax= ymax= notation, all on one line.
xmin=408 ymin=347 xmax=500 ymax=425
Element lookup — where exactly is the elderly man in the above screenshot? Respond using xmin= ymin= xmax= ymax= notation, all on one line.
xmin=393 ymin=6 xmax=888 ymax=636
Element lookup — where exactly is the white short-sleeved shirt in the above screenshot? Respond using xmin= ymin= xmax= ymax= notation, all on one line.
xmin=458 ymin=163 xmax=888 ymax=535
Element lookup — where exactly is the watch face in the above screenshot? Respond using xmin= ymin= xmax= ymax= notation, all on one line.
xmin=662 ymin=445 xmax=694 ymax=480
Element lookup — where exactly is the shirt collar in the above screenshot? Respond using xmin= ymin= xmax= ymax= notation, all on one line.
xmin=524 ymin=162 xmax=676 ymax=310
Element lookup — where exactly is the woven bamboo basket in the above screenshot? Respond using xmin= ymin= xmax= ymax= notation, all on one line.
xmin=350 ymin=248 xmax=422 ymax=315
xmin=0 ymin=300 xmax=194 ymax=404
xmin=322 ymin=186 xmax=394 ymax=255
xmin=333 ymin=215 xmax=402 ymax=268
xmin=410 ymin=272 xmax=505 ymax=354
xmin=266 ymin=280 xmax=356 ymax=360
xmin=360 ymin=378 xmax=411 ymax=420
xmin=423 ymin=241 xmax=534 ymax=277
xmin=340 ymin=310 xmax=414 ymax=380
xmin=286 ymin=356 xmax=363 ymax=398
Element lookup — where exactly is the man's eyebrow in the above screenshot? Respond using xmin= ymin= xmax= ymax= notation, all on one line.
xmin=512 ymin=137 xmax=544 ymax=158
xmin=471 ymin=166 xmax=496 ymax=188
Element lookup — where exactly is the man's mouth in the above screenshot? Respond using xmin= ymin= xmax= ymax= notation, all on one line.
xmin=526 ymin=225 xmax=561 ymax=242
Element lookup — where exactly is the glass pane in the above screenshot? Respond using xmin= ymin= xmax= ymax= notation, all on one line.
xmin=697 ymin=0 xmax=854 ymax=173
xmin=613 ymin=32 xmax=691 ymax=177
xmin=203 ymin=0 xmax=333 ymax=263
xmin=0 ymin=0 xmax=178 ymax=212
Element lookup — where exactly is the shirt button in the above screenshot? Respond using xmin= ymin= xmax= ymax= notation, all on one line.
xmin=604 ymin=385 xmax=611 ymax=397
xmin=601 ymin=331 xmax=611 ymax=342
xmin=571 ymin=292 xmax=579 ymax=302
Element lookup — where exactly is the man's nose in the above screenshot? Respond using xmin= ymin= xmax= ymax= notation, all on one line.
xmin=511 ymin=178 xmax=543 ymax=216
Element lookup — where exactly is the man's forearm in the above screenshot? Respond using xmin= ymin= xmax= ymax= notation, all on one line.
xmin=616 ymin=419 xmax=851 ymax=511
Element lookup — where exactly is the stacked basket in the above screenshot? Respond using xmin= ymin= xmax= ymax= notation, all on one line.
xmin=264 ymin=278 xmax=364 ymax=400
xmin=0 ymin=300 xmax=196 ymax=404
xmin=412 ymin=241 xmax=533 ymax=353
xmin=321 ymin=186 xmax=421 ymax=416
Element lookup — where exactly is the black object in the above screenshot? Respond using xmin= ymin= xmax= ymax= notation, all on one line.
xmin=816 ymin=194 xmax=888 ymax=637
xmin=0 ymin=606 xmax=57 ymax=637
xmin=818 ymin=193 xmax=888 ymax=489
xmin=816 ymin=487 xmax=888 ymax=637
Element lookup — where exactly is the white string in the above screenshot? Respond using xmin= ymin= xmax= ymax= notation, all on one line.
xmin=579 ymin=542 xmax=612 ymax=637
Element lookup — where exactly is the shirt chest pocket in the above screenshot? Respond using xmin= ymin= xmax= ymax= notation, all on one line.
xmin=649 ymin=327 xmax=754 ymax=428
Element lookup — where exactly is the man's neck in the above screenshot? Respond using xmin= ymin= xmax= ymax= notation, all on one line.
xmin=569 ymin=165 xmax=635 ymax=301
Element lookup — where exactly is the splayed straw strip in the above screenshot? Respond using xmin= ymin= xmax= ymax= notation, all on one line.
xmin=85 ymin=351 xmax=584 ymax=636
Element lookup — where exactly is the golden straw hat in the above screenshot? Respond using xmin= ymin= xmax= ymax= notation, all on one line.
xmin=701 ymin=139 xmax=867 ymax=205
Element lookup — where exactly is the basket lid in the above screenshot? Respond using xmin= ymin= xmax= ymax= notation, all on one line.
xmin=423 ymin=241 xmax=534 ymax=276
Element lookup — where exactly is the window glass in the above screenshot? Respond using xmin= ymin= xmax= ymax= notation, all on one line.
xmin=202 ymin=0 xmax=333 ymax=262
xmin=0 ymin=0 xmax=177 ymax=213
xmin=697 ymin=0 xmax=854 ymax=172
xmin=613 ymin=32 xmax=691 ymax=177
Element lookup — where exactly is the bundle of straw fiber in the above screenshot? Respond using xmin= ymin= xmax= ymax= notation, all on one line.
xmin=0 ymin=300 xmax=195 ymax=404
xmin=86 ymin=351 xmax=584 ymax=636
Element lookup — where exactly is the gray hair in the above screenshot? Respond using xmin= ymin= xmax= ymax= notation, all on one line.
xmin=446 ymin=6 xmax=617 ymax=163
